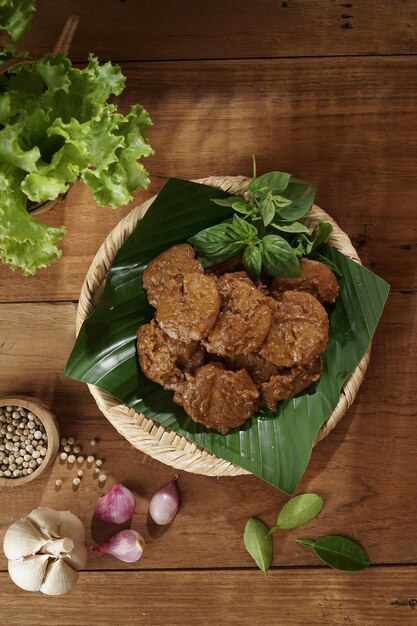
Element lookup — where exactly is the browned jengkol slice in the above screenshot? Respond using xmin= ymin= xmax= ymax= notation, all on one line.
xmin=271 ymin=258 xmax=339 ymax=303
xmin=142 ymin=243 xmax=203 ymax=307
xmin=260 ymin=291 xmax=328 ymax=368
xmin=224 ymin=352 xmax=281 ymax=385
xmin=156 ymin=273 xmax=220 ymax=342
xmin=202 ymin=273 xmax=273 ymax=358
xmin=174 ymin=363 xmax=259 ymax=434
xmin=261 ymin=358 xmax=322 ymax=410
xmin=137 ymin=320 xmax=204 ymax=390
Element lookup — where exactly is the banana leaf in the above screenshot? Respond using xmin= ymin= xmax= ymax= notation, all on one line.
xmin=65 ymin=178 xmax=389 ymax=493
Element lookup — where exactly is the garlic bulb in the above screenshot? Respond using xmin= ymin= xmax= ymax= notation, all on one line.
xmin=3 ymin=507 xmax=87 ymax=596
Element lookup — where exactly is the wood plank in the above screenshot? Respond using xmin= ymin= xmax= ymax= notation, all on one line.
xmin=0 ymin=57 xmax=416 ymax=301
xmin=0 ymin=293 xmax=415 ymax=570
xmin=3 ymin=0 xmax=417 ymax=61
xmin=0 ymin=567 xmax=416 ymax=626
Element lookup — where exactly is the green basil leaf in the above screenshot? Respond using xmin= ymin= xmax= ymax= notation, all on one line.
xmin=210 ymin=196 xmax=244 ymax=207
xmin=189 ymin=223 xmax=238 ymax=252
xmin=308 ymin=251 xmax=342 ymax=278
xmin=277 ymin=179 xmax=316 ymax=222
xmin=243 ymin=244 xmax=262 ymax=282
xmin=261 ymin=234 xmax=301 ymax=278
xmin=276 ymin=493 xmax=324 ymax=530
xmin=189 ymin=223 xmax=245 ymax=266
xmin=272 ymin=195 xmax=293 ymax=208
xmin=231 ymin=214 xmax=258 ymax=239
xmin=272 ymin=221 xmax=311 ymax=234
xmin=250 ymin=171 xmax=291 ymax=196
xmin=243 ymin=517 xmax=273 ymax=574
xmin=313 ymin=220 xmax=333 ymax=248
xmin=297 ymin=536 xmax=371 ymax=572
xmin=231 ymin=200 xmax=251 ymax=214
xmin=261 ymin=198 xmax=275 ymax=227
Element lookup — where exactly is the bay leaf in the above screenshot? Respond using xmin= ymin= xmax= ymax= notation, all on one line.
xmin=243 ymin=517 xmax=272 ymax=574
xmin=297 ymin=535 xmax=371 ymax=572
xmin=276 ymin=493 xmax=324 ymax=530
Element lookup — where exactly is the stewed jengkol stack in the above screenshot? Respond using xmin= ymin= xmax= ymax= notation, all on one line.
xmin=137 ymin=244 xmax=339 ymax=434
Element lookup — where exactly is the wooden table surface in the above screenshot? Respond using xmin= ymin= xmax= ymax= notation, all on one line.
xmin=1 ymin=2 xmax=417 ymax=624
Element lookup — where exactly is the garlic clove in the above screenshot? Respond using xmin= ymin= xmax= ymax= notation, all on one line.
xmin=63 ymin=543 xmax=88 ymax=571
xmin=57 ymin=511 xmax=86 ymax=545
xmin=41 ymin=537 xmax=75 ymax=558
xmin=27 ymin=508 xmax=61 ymax=539
xmin=3 ymin=518 xmax=49 ymax=560
xmin=40 ymin=558 xmax=79 ymax=596
xmin=8 ymin=554 xmax=50 ymax=591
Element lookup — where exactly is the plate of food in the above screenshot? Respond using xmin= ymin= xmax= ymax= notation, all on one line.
xmin=65 ymin=170 xmax=389 ymax=494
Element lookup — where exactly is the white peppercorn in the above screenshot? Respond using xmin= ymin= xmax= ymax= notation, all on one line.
xmin=0 ymin=405 xmax=48 ymax=479
xmin=63 ymin=445 xmax=71 ymax=453
xmin=67 ymin=436 xmax=75 ymax=445
xmin=73 ymin=477 xmax=81 ymax=487
xmin=68 ymin=454 xmax=76 ymax=464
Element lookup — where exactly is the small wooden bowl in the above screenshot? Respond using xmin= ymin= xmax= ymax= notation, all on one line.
xmin=0 ymin=396 xmax=60 ymax=487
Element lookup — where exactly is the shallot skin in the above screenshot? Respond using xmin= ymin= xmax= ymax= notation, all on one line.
xmin=149 ymin=478 xmax=180 ymax=525
xmin=95 ymin=483 xmax=136 ymax=524
xmin=91 ymin=530 xmax=145 ymax=563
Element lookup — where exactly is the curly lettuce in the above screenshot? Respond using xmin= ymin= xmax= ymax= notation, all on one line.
xmin=0 ymin=51 xmax=153 ymax=274
xmin=0 ymin=0 xmax=35 ymax=42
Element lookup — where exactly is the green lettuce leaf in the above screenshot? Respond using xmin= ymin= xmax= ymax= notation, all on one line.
xmin=0 ymin=0 xmax=35 ymax=42
xmin=0 ymin=50 xmax=153 ymax=274
xmin=0 ymin=172 xmax=65 ymax=275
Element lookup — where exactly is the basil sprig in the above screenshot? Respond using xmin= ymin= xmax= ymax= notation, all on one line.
xmin=189 ymin=159 xmax=335 ymax=281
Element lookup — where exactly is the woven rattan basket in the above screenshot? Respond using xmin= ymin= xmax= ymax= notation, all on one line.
xmin=76 ymin=176 xmax=371 ymax=478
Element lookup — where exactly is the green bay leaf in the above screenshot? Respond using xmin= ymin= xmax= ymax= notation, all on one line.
xmin=298 ymin=535 xmax=371 ymax=572
xmin=243 ymin=518 xmax=273 ymax=574
xmin=277 ymin=493 xmax=323 ymax=529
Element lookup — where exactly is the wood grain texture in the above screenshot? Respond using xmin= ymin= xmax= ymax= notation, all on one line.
xmin=0 ymin=293 xmax=415 ymax=570
xmin=2 ymin=0 xmax=417 ymax=61
xmin=1 ymin=56 xmax=416 ymax=300
xmin=0 ymin=567 xmax=416 ymax=626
